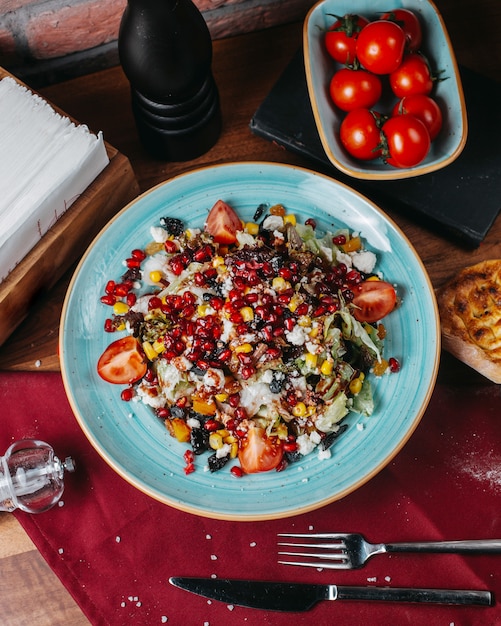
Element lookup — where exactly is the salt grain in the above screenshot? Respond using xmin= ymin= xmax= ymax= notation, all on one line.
xmin=116 ymin=536 xmax=121 ymax=543
xmin=136 ymin=601 xmax=142 ymax=607
xmin=367 ymin=577 xmax=377 ymax=582
xmin=227 ymin=605 xmax=235 ymax=611
xmin=121 ymin=602 xmax=126 ymax=608
xmin=210 ymin=554 xmax=218 ymax=560
xmin=35 ymin=360 xmax=41 ymax=368
xmin=58 ymin=548 xmax=64 ymax=554
xmin=249 ymin=541 xmax=256 ymax=547
xmin=206 ymin=534 xmax=212 ymax=540
xmin=210 ymin=573 xmax=217 ymax=579
xmin=161 ymin=617 xmax=168 ymax=623
xmin=385 ymin=576 xmax=391 ymax=582
xmin=58 ymin=500 xmax=64 ymax=507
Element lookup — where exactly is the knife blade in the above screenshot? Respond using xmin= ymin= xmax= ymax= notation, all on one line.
xmin=169 ymin=577 xmax=493 ymax=611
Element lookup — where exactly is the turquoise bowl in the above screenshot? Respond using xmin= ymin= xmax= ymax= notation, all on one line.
xmin=60 ymin=163 xmax=440 ymax=520
xmin=304 ymin=0 xmax=467 ymax=180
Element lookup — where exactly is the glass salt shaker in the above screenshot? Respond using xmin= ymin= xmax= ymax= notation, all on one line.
xmin=0 ymin=439 xmax=75 ymax=513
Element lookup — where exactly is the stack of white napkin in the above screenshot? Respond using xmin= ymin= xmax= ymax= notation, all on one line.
xmin=0 ymin=76 xmax=109 ymax=282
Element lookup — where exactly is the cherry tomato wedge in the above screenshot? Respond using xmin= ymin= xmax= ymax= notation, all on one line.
xmin=352 ymin=280 xmax=397 ymax=323
xmin=340 ymin=108 xmax=383 ymax=161
xmin=204 ymin=199 xmax=243 ymax=244
xmin=356 ymin=20 xmax=406 ymax=75
xmin=382 ymin=114 xmax=431 ymax=168
xmin=97 ymin=335 xmax=147 ymax=384
xmin=381 ymin=8 xmax=422 ymax=52
xmin=238 ymin=427 xmax=284 ymax=474
xmin=324 ymin=13 xmax=369 ymax=65
xmin=329 ymin=68 xmax=382 ymax=112
xmin=392 ymin=94 xmax=443 ymax=141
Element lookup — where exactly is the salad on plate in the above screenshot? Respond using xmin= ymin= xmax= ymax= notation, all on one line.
xmin=97 ymin=199 xmax=399 ymax=476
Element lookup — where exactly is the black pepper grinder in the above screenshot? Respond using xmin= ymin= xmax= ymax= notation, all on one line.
xmin=118 ymin=0 xmax=222 ymax=161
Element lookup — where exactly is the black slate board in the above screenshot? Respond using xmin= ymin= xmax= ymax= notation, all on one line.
xmin=250 ymin=49 xmax=501 ymax=247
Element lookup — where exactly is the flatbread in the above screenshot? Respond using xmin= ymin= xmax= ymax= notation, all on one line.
xmin=437 ymin=259 xmax=501 ymax=383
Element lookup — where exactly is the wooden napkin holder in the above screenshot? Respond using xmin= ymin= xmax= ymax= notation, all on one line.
xmin=0 ymin=67 xmax=140 ymax=347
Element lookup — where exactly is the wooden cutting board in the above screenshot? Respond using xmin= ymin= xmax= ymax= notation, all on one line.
xmin=0 ymin=67 xmax=140 ymax=347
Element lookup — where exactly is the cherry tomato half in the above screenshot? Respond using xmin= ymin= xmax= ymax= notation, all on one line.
xmin=382 ymin=114 xmax=431 ymax=168
xmin=238 ymin=427 xmax=284 ymax=474
xmin=329 ymin=67 xmax=382 ymax=112
xmin=356 ymin=20 xmax=406 ymax=75
xmin=392 ymin=94 xmax=443 ymax=141
xmin=352 ymin=280 xmax=397 ymax=323
xmin=324 ymin=13 xmax=369 ymax=65
xmin=389 ymin=53 xmax=434 ymax=98
xmin=340 ymin=108 xmax=383 ymax=160
xmin=97 ymin=335 xmax=147 ymax=384
xmin=204 ymin=199 xmax=243 ymax=244
xmin=381 ymin=8 xmax=422 ymax=52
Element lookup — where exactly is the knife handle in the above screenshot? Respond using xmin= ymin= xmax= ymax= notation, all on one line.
xmin=334 ymin=586 xmax=493 ymax=606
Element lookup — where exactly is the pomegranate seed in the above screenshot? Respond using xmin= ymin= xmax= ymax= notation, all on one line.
xmin=105 ymin=280 xmax=115 ymax=294
xmin=236 ymin=323 xmax=248 ymax=336
xmin=389 ymin=357 xmax=401 ymax=373
xmin=275 ymin=459 xmax=288 ymax=472
xmin=121 ymin=388 xmax=134 ymax=402
xmin=337 ymin=263 xmax=348 ymax=276
xmin=333 ymin=234 xmax=347 ymax=245
xmin=194 ymin=271 xmax=206 ymax=286
xmin=204 ymin=267 xmax=217 ymax=280
xmin=228 ymin=393 xmax=240 ymax=408
xmin=104 ymin=318 xmax=114 ymax=332
xmin=237 ymin=352 xmax=252 ymax=365
xmin=234 ymin=406 xmax=248 ymax=420
xmin=164 ymin=240 xmax=178 ymax=253
xmin=209 ymin=296 xmax=224 ymax=310
xmin=229 ymin=311 xmax=243 ymax=324
xmin=196 ymin=359 xmax=211 ymax=370
xmin=284 ymin=317 xmax=295 ymax=331
xmin=262 ymin=325 xmax=274 ymax=342
xmin=148 ymin=296 xmax=162 ymax=310
xmin=286 ymin=392 xmax=298 ymax=407
xmin=176 ymin=397 xmax=188 ymax=408
xmin=156 ymin=407 xmax=170 ymax=419
xmin=244 ymin=292 xmax=259 ymax=304
xmin=184 ymin=463 xmax=195 ymax=475
xmin=230 ymin=466 xmax=244 ymax=478
xmin=240 ymin=365 xmax=255 ymax=380
xmin=184 ymin=449 xmax=194 ymax=464
xmin=277 ymin=293 xmax=292 ymax=304
xmin=283 ymin=441 xmax=297 ymax=453
xmin=278 ymin=267 xmax=292 ymax=280
xmin=305 ymin=218 xmax=316 ymax=229
xmin=126 ymin=293 xmax=136 ymax=307
xmin=182 ymin=304 xmax=196 ymax=318
xmin=126 ymin=257 xmax=141 ymax=268
xmin=169 ymin=256 xmax=185 ymax=275
xmin=295 ymin=303 xmax=309 ymax=316
xmin=100 ymin=294 xmax=116 ymax=306
xmin=131 ymin=248 xmax=146 ymax=260
xmin=345 ymin=269 xmax=362 ymax=285
xmin=266 ymin=347 xmax=281 ymax=359
xmin=312 ymin=305 xmax=327 ymax=317
xmin=204 ymin=419 xmax=221 ymax=432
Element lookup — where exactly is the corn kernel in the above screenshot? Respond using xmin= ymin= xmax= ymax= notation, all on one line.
xmin=197 ymin=304 xmax=211 ymax=316
xmin=276 ymin=422 xmax=289 ymax=440
xmin=298 ymin=315 xmax=312 ymax=327
xmin=116 ymin=322 xmax=126 ymax=332
xmin=209 ymin=432 xmax=223 ymax=449
xmin=283 ymin=213 xmax=297 ymax=226
xmin=272 ymin=276 xmax=287 ymax=291
xmin=152 ymin=340 xmax=165 ymax=354
xmin=113 ymin=301 xmax=129 ymax=315
xmin=142 ymin=341 xmax=157 ymax=361
xmin=149 ymin=270 xmax=163 ymax=283
xmin=304 ymin=352 xmax=318 ymax=369
xmin=309 ymin=325 xmax=319 ymax=338
xmin=320 ymin=360 xmax=333 ymax=376
xmin=245 ymin=222 xmax=259 ymax=235
xmin=224 ymin=434 xmax=238 ymax=444
xmin=229 ymin=442 xmax=239 ymax=459
xmin=212 ymin=255 xmax=225 ymax=267
xmin=215 ymin=392 xmax=228 ymax=402
xmin=292 ymin=402 xmax=307 ymax=417
xmin=288 ymin=294 xmax=301 ymax=313
xmin=349 ymin=377 xmax=363 ymax=395
xmin=235 ymin=343 xmax=253 ymax=354
xmin=373 ymin=358 xmax=389 ymax=376
xmin=239 ymin=307 xmax=254 ymax=322
xmin=367 ymin=275 xmax=380 ymax=281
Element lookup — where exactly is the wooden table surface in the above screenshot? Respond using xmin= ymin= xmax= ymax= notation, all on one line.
xmin=1 ymin=2 xmax=501 ymax=623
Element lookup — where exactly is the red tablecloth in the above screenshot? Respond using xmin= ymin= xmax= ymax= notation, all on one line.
xmin=0 ymin=370 xmax=500 ymax=625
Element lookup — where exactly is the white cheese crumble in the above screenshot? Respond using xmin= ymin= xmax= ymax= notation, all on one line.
xmin=352 ymin=250 xmax=377 ymax=274
xmin=262 ymin=215 xmax=283 ymax=231
xmin=150 ymin=225 xmax=168 ymax=242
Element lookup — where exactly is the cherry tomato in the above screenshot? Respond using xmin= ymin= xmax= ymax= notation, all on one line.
xmin=329 ymin=68 xmax=382 ymax=112
xmin=97 ymin=335 xmax=147 ymax=384
xmin=204 ymin=199 xmax=242 ymax=244
xmin=238 ymin=427 xmax=284 ymax=474
xmin=324 ymin=13 xmax=369 ymax=65
xmin=352 ymin=280 xmax=397 ymax=323
xmin=382 ymin=114 xmax=431 ymax=168
xmin=381 ymin=8 xmax=422 ymax=52
xmin=356 ymin=20 xmax=406 ymax=75
xmin=389 ymin=53 xmax=434 ymax=98
xmin=339 ymin=108 xmax=383 ymax=160
xmin=392 ymin=94 xmax=443 ymax=141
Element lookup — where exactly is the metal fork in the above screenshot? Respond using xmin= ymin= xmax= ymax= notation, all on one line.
xmin=277 ymin=532 xmax=501 ymax=570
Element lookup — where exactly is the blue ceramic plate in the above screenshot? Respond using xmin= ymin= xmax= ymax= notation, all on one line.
xmin=60 ymin=163 xmax=440 ymax=520
xmin=304 ymin=0 xmax=467 ymax=180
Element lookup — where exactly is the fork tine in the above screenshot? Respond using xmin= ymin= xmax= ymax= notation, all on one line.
xmin=278 ymin=559 xmax=351 ymax=569
xmin=277 ymin=532 xmax=349 ymax=539
xmin=277 ymin=541 xmax=345 ymax=549
xmin=277 ymin=551 xmax=347 ymax=561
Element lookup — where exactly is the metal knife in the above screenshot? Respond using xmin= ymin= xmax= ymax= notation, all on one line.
xmin=169 ymin=577 xmax=493 ymax=611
